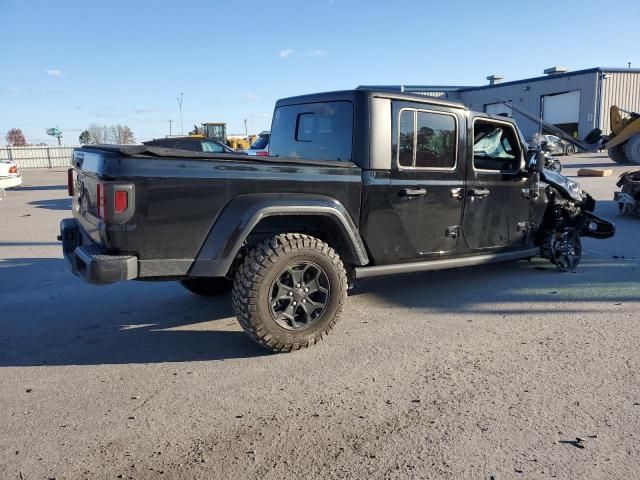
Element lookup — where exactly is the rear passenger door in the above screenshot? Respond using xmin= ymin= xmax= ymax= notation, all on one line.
xmin=388 ymin=103 xmax=466 ymax=260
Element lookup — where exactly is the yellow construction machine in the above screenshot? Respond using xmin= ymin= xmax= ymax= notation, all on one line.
xmin=190 ymin=122 xmax=252 ymax=150
xmin=605 ymin=106 xmax=640 ymax=164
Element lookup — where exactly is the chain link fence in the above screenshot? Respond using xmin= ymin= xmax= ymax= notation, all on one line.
xmin=0 ymin=146 xmax=76 ymax=169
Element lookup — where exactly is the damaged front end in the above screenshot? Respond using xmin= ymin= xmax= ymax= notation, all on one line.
xmin=537 ymin=170 xmax=615 ymax=271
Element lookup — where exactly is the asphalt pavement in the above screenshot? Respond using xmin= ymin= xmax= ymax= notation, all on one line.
xmin=0 ymin=153 xmax=639 ymax=479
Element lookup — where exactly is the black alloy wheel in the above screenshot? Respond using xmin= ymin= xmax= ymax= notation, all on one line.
xmin=269 ymin=262 xmax=330 ymax=330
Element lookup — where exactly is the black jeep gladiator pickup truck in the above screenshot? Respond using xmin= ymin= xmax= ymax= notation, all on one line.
xmin=60 ymin=89 xmax=614 ymax=352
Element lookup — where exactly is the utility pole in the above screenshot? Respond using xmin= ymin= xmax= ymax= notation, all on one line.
xmin=244 ymin=118 xmax=248 ymax=136
xmin=177 ymin=93 xmax=184 ymax=135
xmin=168 ymin=119 xmax=173 ymax=136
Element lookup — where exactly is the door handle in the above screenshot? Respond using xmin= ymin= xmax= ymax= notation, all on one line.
xmin=468 ymin=188 xmax=490 ymax=198
xmin=400 ymin=187 xmax=427 ymax=197
xmin=450 ymin=187 xmax=463 ymax=200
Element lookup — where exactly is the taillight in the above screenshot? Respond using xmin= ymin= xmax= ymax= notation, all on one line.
xmin=9 ymin=165 xmax=17 ymax=174
xmin=96 ymin=183 xmax=105 ymax=220
xmin=67 ymin=169 xmax=74 ymax=196
xmin=114 ymin=190 xmax=128 ymax=213
xmin=256 ymin=151 xmax=268 ymax=156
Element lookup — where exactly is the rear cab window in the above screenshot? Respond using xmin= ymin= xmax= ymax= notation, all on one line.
xmin=269 ymin=101 xmax=353 ymax=162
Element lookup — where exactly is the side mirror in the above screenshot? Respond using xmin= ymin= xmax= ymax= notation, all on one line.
xmin=526 ymin=149 xmax=545 ymax=174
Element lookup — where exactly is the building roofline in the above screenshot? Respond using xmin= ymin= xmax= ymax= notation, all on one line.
xmin=366 ymin=67 xmax=640 ymax=95
xmin=357 ymin=85 xmax=472 ymax=92
xmin=457 ymin=67 xmax=640 ymax=92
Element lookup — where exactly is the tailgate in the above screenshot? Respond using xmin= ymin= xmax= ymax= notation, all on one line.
xmin=70 ymin=150 xmax=135 ymax=249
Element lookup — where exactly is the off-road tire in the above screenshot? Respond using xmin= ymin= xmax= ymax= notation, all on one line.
xmin=623 ymin=135 xmax=640 ymax=165
xmin=232 ymin=233 xmax=348 ymax=353
xmin=180 ymin=277 xmax=233 ymax=296
xmin=608 ymin=143 xmax=629 ymax=164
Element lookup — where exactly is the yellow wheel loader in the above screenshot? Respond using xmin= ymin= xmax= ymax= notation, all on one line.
xmin=605 ymin=106 xmax=640 ymax=165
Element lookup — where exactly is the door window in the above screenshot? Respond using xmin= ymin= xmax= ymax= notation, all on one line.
xmin=395 ymin=109 xmax=457 ymax=169
xmin=473 ymin=120 xmax=521 ymax=172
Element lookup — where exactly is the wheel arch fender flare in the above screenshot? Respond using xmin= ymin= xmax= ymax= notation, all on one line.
xmin=188 ymin=193 xmax=369 ymax=277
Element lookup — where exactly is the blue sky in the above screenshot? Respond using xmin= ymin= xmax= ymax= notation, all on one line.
xmin=1 ymin=0 xmax=638 ymax=145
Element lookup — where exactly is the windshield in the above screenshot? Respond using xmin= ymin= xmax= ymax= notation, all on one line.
xmin=250 ymin=136 xmax=269 ymax=149
xmin=202 ymin=141 xmax=225 ymax=153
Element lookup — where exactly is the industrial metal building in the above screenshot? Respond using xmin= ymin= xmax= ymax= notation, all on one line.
xmin=360 ymin=67 xmax=640 ymax=141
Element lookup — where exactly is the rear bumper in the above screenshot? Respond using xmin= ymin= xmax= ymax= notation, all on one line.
xmin=0 ymin=174 xmax=22 ymax=189
xmin=59 ymin=218 xmax=138 ymax=284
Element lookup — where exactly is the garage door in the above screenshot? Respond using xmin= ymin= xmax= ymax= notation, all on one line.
xmin=485 ymin=102 xmax=512 ymax=116
xmin=542 ymin=90 xmax=580 ymax=137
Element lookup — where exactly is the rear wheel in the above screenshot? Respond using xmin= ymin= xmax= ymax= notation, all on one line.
xmin=180 ymin=277 xmax=233 ymax=296
xmin=232 ymin=233 xmax=347 ymax=352
xmin=623 ymin=135 xmax=640 ymax=165
xmin=565 ymin=144 xmax=576 ymax=156
xmin=608 ymin=143 xmax=629 ymax=164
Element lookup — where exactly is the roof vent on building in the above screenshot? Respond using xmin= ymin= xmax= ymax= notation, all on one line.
xmin=544 ymin=66 xmax=568 ymax=75
xmin=486 ymin=74 xmax=504 ymax=85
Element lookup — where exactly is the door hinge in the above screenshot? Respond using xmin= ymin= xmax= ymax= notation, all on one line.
xmin=445 ymin=226 xmax=461 ymax=239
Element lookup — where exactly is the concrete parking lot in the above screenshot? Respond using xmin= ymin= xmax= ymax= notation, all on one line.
xmin=1 ymin=153 xmax=639 ymax=479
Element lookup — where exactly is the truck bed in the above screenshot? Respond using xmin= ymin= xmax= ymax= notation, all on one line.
xmin=70 ymin=146 xmax=362 ymax=277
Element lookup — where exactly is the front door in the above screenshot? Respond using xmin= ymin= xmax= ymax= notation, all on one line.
xmin=388 ymin=105 xmax=466 ymax=260
xmin=463 ymin=117 xmax=536 ymax=251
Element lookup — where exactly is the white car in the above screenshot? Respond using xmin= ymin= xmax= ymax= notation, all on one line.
xmin=0 ymin=160 xmax=22 ymax=189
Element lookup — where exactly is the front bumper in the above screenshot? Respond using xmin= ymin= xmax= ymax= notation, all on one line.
xmin=59 ymin=218 xmax=138 ymax=284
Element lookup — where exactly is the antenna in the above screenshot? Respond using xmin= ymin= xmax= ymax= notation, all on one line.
xmin=177 ymin=93 xmax=184 ymax=135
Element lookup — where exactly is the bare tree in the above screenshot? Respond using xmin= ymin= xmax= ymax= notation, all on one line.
xmin=87 ymin=124 xmax=109 ymax=144
xmin=108 ymin=125 xmax=135 ymax=144
xmin=6 ymin=128 xmax=27 ymax=146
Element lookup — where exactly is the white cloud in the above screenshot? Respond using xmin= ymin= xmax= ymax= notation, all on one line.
xmin=45 ymin=69 xmax=63 ymax=77
xmin=306 ymin=49 xmax=327 ymax=56
xmin=278 ymin=49 xmax=295 ymax=58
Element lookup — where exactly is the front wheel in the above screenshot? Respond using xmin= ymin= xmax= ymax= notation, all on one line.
xmin=232 ymin=234 xmax=348 ymax=352
xmin=542 ymin=228 xmax=582 ymax=272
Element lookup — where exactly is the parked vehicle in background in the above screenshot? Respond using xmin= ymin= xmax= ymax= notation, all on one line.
xmin=244 ymin=131 xmax=270 ymax=156
xmin=530 ymin=133 xmax=576 ymax=156
xmin=0 ymin=160 xmax=22 ymax=189
xmin=60 ymin=89 xmax=615 ymax=353
xmin=143 ymin=136 xmax=242 ymax=154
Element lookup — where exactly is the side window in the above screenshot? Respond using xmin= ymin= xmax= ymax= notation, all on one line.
xmin=174 ymin=141 xmax=201 ymax=152
xmin=473 ymin=120 xmax=521 ymax=171
xmin=269 ymin=101 xmax=353 ymax=161
xmin=415 ymin=111 xmax=456 ymax=169
xmin=398 ymin=110 xmax=414 ymax=167
xmin=395 ymin=109 xmax=457 ymax=169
